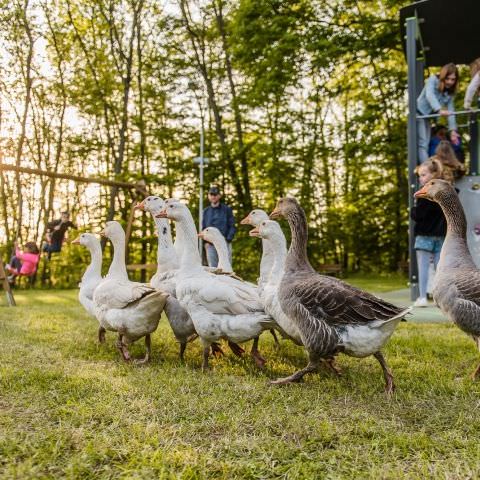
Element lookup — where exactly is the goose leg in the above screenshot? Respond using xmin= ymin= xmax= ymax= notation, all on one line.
xmin=251 ymin=336 xmax=267 ymax=368
xmin=211 ymin=342 xmax=225 ymax=358
xmin=270 ymin=329 xmax=280 ymax=346
xmin=470 ymin=337 xmax=480 ymax=381
xmin=228 ymin=341 xmax=245 ymax=357
xmin=324 ymin=358 xmax=342 ymax=377
xmin=98 ymin=327 xmax=106 ymax=344
xmin=202 ymin=344 xmax=211 ymax=372
xmin=270 ymin=360 xmax=320 ymax=385
xmin=116 ymin=334 xmax=131 ymax=362
xmin=134 ymin=334 xmax=151 ymax=364
xmin=179 ymin=342 xmax=187 ymax=362
xmin=374 ymin=351 xmax=395 ymax=395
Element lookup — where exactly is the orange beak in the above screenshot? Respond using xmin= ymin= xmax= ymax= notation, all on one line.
xmin=414 ymin=185 xmax=428 ymax=198
xmin=155 ymin=209 xmax=168 ymax=219
xmin=249 ymin=227 xmax=260 ymax=237
xmin=71 ymin=237 xmax=81 ymax=245
xmin=135 ymin=201 xmax=145 ymax=211
xmin=269 ymin=207 xmax=281 ymax=219
xmin=240 ymin=215 xmax=251 ymax=225
xmin=197 ymin=232 xmax=205 ymax=239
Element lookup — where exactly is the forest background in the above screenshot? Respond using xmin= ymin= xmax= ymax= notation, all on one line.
xmin=0 ymin=0 xmax=442 ymax=286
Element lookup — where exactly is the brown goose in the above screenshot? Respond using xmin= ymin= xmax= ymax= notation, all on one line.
xmin=415 ymin=179 xmax=480 ymax=379
xmin=270 ymin=198 xmax=410 ymax=393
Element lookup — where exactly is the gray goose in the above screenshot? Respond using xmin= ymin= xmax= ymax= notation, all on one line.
xmin=415 ymin=179 xmax=480 ymax=379
xmin=270 ymin=198 xmax=410 ymax=393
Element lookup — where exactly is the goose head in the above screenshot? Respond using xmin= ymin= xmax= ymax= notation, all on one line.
xmin=156 ymin=201 xmax=186 ymax=221
xmin=100 ymin=221 xmax=125 ymax=241
xmin=240 ymin=209 xmax=269 ymax=226
xmin=198 ymin=226 xmax=223 ymax=243
xmin=71 ymin=233 xmax=100 ymax=248
xmin=414 ymin=179 xmax=455 ymax=203
xmin=136 ymin=195 xmax=165 ymax=215
xmin=249 ymin=220 xmax=281 ymax=240
xmin=270 ymin=197 xmax=299 ymax=219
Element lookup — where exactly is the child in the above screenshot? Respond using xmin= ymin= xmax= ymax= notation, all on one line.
xmin=433 ymin=140 xmax=465 ymax=183
xmin=464 ymin=57 xmax=480 ymax=110
xmin=411 ymin=158 xmax=446 ymax=307
xmin=6 ymin=241 xmax=40 ymax=284
xmin=417 ymin=63 xmax=460 ymax=163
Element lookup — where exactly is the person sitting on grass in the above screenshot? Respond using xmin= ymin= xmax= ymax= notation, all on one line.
xmin=6 ymin=241 xmax=40 ymax=284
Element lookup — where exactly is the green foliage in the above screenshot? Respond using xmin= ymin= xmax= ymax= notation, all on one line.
xmin=0 ymin=0 xmax=412 ymax=286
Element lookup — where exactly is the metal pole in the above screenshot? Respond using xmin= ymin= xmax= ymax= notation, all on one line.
xmin=406 ymin=16 xmax=420 ymax=301
xmin=198 ymin=129 xmax=204 ymax=256
xmin=469 ymin=111 xmax=479 ymax=175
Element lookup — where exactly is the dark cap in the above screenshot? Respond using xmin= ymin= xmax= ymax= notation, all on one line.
xmin=208 ymin=186 xmax=220 ymax=195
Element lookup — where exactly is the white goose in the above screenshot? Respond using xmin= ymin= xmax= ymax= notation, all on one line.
xmin=93 ymin=221 xmax=168 ymax=362
xmin=241 ymin=209 xmax=274 ymax=291
xmin=157 ymin=202 xmax=276 ymax=369
xmin=198 ymin=226 xmax=233 ymax=274
xmin=72 ymin=233 xmax=106 ymax=343
xmin=136 ymin=196 xmax=222 ymax=360
xmin=249 ymin=220 xmax=302 ymax=345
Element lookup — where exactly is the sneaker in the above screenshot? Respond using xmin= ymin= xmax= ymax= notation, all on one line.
xmin=414 ymin=297 xmax=428 ymax=307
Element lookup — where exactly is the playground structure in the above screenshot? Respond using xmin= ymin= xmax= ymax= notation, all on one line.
xmin=0 ymin=161 xmax=150 ymax=306
xmin=401 ymin=0 xmax=480 ymax=299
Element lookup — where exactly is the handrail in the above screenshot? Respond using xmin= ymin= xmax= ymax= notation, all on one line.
xmin=416 ymin=109 xmax=480 ymax=120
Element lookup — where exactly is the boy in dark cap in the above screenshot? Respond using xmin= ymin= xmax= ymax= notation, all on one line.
xmin=43 ymin=211 xmax=76 ymax=259
xmin=202 ymin=185 xmax=236 ymax=267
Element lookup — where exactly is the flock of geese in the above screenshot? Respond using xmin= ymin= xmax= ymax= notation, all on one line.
xmin=73 ymin=179 xmax=480 ymax=394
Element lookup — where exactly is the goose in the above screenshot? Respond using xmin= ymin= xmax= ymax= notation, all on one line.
xmin=157 ymin=202 xmax=277 ymax=369
xmin=136 ymin=196 xmax=223 ymax=361
xmin=249 ymin=220 xmax=302 ymax=345
xmin=415 ymin=179 xmax=480 ymax=379
xmin=93 ymin=221 xmax=168 ymax=363
xmin=198 ymin=226 xmax=233 ymax=274
xmin=240 ymin=209 xmax=274 ymax=290
xmin=71 ymin=233 xmax=106 ymax=343
xmin=269 ymin=198 xmax=410 ymax=393
xmin=199 ymin=225 xmax=281 ymax=346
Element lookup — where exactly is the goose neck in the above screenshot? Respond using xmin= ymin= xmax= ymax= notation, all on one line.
xmin=285 ymin=209 xmax=313 ymax=272
xmin=154 ymin=216 xmax=178 ymax=271
xmin=107 ymin=235 xmax=128 ymax=279
xmin=84 ymin=243 xmax=102 ymax=280
xmin=213 ymin=238 xmax=232 ymax=273
xmin=176 ymin=215 xmax=202 ymax=268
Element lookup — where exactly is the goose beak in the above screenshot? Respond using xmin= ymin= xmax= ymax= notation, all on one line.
xmin=414 ymin=186 xmax=428 ymax=198
xmin=71 ymin=237 xmax=81 ymax=245
xmin=240 ymin=215 xmax=251 ymax=225
xmin=155 ymin=209 xmax=168 ymax=219
xmin=135 ymin=201 xmax=145 ymax=211
xmin=249 ymin=227 xmax=260 ymax=237
xmin=269 ymin=208 xmax=281 ymax=219
xmin=197 ymin=232 xmax=204 ymax=239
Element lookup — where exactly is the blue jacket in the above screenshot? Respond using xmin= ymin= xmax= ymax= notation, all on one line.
xmin=202 ymin=203 xmax=236 ymax=242
xmin=417 ymin=74 xmax=457 ymax=131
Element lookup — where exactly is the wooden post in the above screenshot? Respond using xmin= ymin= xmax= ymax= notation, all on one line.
xmin=0 ymin=258 xmax=16 ymax=306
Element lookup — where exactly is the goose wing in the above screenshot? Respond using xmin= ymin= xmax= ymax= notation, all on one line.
xmin=292 ymin=274 xmax=406 ymax=326
xmin=453 ymin=270 xmax=480 ymax=307
xmin=94 ymin=279 xmax=156 ymax=310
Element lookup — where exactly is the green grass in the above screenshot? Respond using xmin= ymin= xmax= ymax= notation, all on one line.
xmin=1 ymin=288 xmax=480 ymax=478
xmin=344 ymin=272 xmax=408 ymax=293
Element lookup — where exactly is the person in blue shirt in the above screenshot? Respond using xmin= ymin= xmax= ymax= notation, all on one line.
xmin=417 ymin=63 xmax=460 ymax=163
xmin=202 ymin=185 xmax=236 ymax=268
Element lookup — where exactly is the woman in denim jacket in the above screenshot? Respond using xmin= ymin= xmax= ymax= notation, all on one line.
xmin=417 ymin=63 xmax=459 ymax=163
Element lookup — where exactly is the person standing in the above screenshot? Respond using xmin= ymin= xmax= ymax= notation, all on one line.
xmin=464 ymin=57 xmax=480 ymax=110
xmin=417 ymin=63 xmax=460 ymax=163
xmin=202 ymin=186 xmax=236 ymax=268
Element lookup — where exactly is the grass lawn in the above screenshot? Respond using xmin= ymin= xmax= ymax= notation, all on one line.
xmin=2 ymin=288 xmax=480 ymax=478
